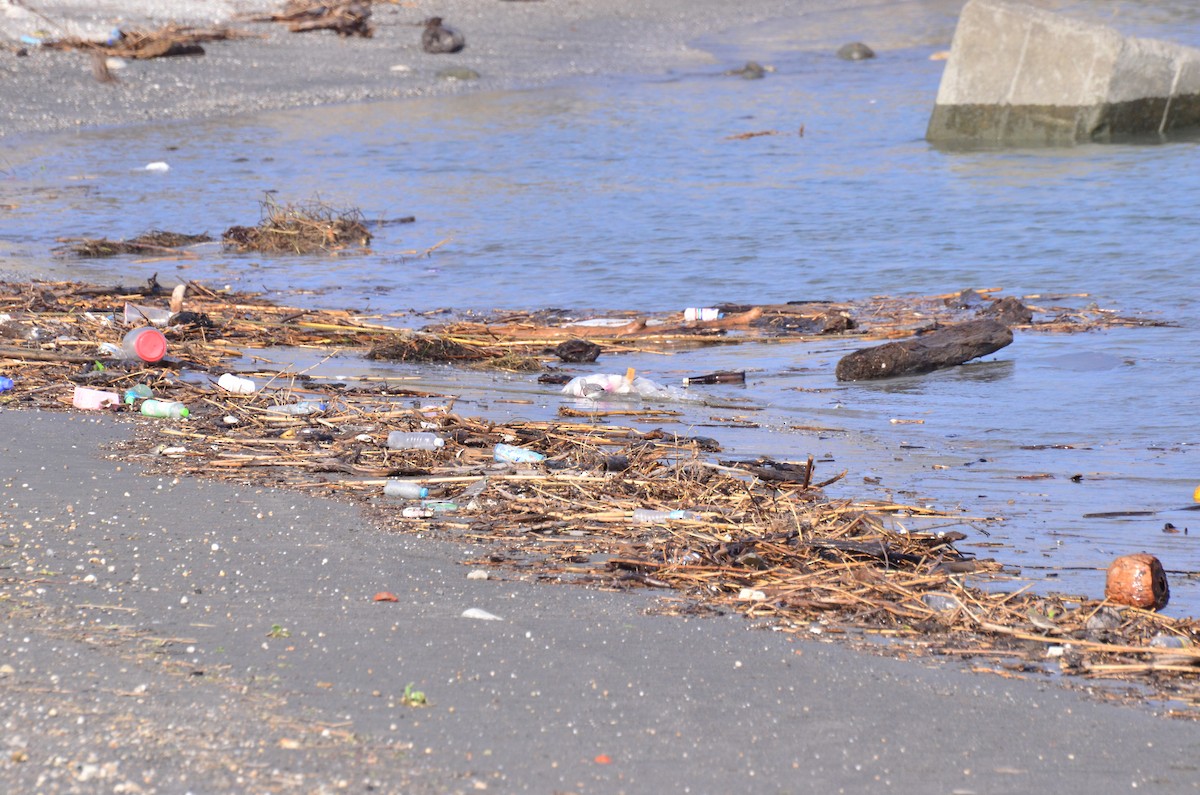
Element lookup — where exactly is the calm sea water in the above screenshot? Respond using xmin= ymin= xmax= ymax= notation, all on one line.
xmin=2 ymin=3 xmax=1200 ymax=611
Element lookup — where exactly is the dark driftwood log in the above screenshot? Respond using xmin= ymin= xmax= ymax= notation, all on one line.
xmin=835 ymin=319 xmax=1013 ymax=381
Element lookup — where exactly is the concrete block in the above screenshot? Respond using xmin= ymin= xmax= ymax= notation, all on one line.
xmin=927 ymin=0 xmax=1200 ymax=144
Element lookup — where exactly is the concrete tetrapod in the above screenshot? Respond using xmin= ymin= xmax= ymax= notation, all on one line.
xmin=927 ymin=0 xmax=1200 ymax=145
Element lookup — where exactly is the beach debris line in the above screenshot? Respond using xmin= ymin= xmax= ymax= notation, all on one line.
xmin=835 ymin=318 xmax=1014 ymax=381
xmin=222 ymin=196 xmax=372 ymax=254
xmin=0 ymin=280 xmax=1199 ymax=712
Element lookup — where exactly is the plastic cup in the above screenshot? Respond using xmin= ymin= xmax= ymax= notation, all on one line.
xmin=72 ymin=386 xmax=120 ymax=410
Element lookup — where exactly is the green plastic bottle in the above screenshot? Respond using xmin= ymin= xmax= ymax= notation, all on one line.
xmin=140 ymin=399 xmax=189 ymax=419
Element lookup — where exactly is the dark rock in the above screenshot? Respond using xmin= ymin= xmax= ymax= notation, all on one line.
xmin=944 ymin=288 xmax=985 ymax=309
xmin=837 ymin=42 xmax=875 ymax=61
xmin=422 ymin=17 xmax=465 ymax=54
xmin=725 ymin=61 xmax=766 ymax=79
xmin=424 ymin=16 xmax=465 ymax=54
xmin=819 ymin=311 xmax=855 ymax=334
xmin=554 ymin=338 xmax=601 ymax=363
xmin=979 ymin=296 xmax=1033 ymax=325
xmin=835 ymin=318 xmax=1013 ymax=381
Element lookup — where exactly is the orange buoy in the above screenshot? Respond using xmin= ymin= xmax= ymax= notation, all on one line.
xmin=1105 ymin=553 xmax=1169 ymax=610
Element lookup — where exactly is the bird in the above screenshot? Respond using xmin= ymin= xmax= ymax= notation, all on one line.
xmin=421 ymin=17 xmax=465 ymax=54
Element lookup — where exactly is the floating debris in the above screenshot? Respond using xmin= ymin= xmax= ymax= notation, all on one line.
xmin=222 ymin=197 xmax=372 ymax=254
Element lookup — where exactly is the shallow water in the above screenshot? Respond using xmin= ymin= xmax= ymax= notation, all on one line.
xmin=2 ymin=3 xmax=1200 ymax=611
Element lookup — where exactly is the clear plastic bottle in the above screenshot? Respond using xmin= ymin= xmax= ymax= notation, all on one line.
xmin=141 ymin=399 xmax=189 ymax=419
xmin=265 ymin=401 xmax=326 ymax=416
xmin=632 ymin=508 xmax=695 ymax=523
xmin=123 ymin=384 xmax=153 ymax=404
xmin=494 ymin=443 xmax=545 ymax=463
xmin=384 ymin=480 xmax=429 ymax=499
xmin=217 ymin=373 xmax=257 ymax=394
xmin=387 ymin=431 xmax=445 ymax=450
xmin=121 ymin=327 xmax=167 ymax=363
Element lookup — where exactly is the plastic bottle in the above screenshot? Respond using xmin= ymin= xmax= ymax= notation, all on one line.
xmin=123 ymin=384 xmax=153 ymax=404
xmin=121 ymin=327 xmax=167 ymax=363
xmin=494 ymin=443 xmax=546 ymax=463
xmin=73 ymin=386 xmax=120 ymax=410
xmin=217 ymin=373 xmax=257 ymax=394
xmin=684 ymin=307 xmax=723 ymax=322
xmin=265 ymin=401 xmax=326 ymax=416
xmin=0 ymin=376 xmax=12 ymax=393
xmin=123 ymin=303 xmax=172 ymax=326
xmin=140 ymin=399 xmax=189 ymax=419
xmin=632 ymin=508 xmax=695 ymax=523
xmin=387 ymin=431 xmax=445 ymax=450
xmin=384 ymin=480 xmax=429 ymax=499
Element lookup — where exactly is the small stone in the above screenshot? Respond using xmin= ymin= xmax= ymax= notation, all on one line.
xmin=466 ymin=570 xmax=489 ymax=580
xmin=725 ymin=61 xmax=766 ymax=79
xmin=437 ymin=67 xmax=480 ymax=81
xmin=979 ymin=296 xmax=1033 ymax=325
xmin=461 ymin=607 xmax=502 ymax=621
xmin=837 ymin=42 xmax=875 ymax=61
xmin=1105 ymin=553 xmax=1169 ymax=610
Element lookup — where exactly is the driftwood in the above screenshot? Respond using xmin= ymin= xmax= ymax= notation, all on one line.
xmin=835 ymin=318 xmax=1013 ymax=381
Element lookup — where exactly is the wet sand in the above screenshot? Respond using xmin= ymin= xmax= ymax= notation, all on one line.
xmin=3 ymin=1 xmax=1200 ymax=792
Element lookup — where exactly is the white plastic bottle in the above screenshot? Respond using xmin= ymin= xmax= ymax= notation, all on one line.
xmin=384 ymin=480 xmax=429 ymax=499
xmin=387 ymin=432 xmax=445 ymax=450
xmin=632 ymin=508 xmax=695 ymax=523
xmin=265 ymin=401 xmax=326 ymax=416
xmin=217 ymin=373 xmax=257 ymax=394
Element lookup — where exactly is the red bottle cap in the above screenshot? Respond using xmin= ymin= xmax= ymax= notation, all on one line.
xmin=129 ymin=328 xmax=167 ymax=362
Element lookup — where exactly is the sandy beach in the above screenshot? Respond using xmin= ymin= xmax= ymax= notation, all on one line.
xmin=4 ymin=1 xmax=1200 ymax=793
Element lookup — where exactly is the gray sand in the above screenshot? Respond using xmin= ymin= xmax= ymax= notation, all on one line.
xmin=3 ymin=0 xmax=1200 ymax=792
xmin=0 ymin=0 xmax=804 ymax=136
xmin=6 ymin=410 xmax=1200 ymax=793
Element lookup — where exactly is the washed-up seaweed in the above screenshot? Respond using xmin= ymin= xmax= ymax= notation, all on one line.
xmin=247 ymin=0 xmax=373 ymax=38
xmin=223 ymin=198 xmax=372 ymax=254
xmin=1 ymin=278 xmax=1197 ymax=714
xmin=53 ymin=230 xmax=212 ymax=259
